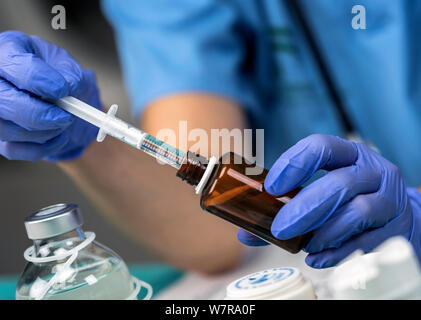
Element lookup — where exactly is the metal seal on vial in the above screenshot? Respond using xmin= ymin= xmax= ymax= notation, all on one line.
xmin=24 ymin=204 xmax=83 ymax=240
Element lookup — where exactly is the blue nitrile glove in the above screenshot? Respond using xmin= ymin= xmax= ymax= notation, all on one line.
xmin=0 ymin=31 xmax=101 ymax=161
xmin=238 ymin=134 xmax=421 ymax=268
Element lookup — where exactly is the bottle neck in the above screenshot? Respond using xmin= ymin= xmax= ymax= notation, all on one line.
xmin=176 ymin=151 xmax=208 ymax=186
xmin=34 ymin=228 xmax=86 ymax=257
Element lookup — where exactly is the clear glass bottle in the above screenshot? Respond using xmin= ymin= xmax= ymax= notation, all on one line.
xmin=16 ymin=204 xmax=142 ymax=300
xmin=177 ymin=152 xmax=311 ymax=253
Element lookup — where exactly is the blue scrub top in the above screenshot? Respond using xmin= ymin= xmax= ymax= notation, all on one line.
xmin=102 ymin=0 xmax=421 ymax=187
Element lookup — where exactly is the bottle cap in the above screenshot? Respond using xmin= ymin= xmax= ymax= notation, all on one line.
xmin=24 ymin=204 xmax=83 ymax=240
xmin=225 ymin=267 xmax=316 ymax=300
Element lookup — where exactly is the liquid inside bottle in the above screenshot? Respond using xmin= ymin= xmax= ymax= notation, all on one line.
xmin=177 ymin=152 xmax=311 ymax=253
xmin=16 ymin=204 xmax=138 ymax=300
xmin=16 ymin=229 xmax=134 ymax=300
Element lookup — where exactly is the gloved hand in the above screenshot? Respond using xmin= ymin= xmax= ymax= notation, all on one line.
xmin=0 ymin=31 xmax=101 ymax=161
xmin=238 ymin=134 xmax=421 ymax=268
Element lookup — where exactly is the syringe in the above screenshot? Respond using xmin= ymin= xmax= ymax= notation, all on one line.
xmin=52 ymin=96 xmax=186 ymax=169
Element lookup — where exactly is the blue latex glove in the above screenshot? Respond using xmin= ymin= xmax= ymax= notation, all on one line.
xmin=238 ymin=134 xmax=421 ymax=268
xmin=0 ymin=31 xmax=101 ymax=161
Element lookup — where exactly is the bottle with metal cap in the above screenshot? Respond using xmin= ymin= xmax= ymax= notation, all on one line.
xmin=16 ymin=204 xmax=151 ymax=300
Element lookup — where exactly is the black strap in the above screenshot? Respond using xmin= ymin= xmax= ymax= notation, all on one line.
xmin=284 ymin=0 xmax=355 ymax=134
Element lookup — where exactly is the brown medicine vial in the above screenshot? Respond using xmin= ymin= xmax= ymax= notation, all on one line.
xmin=177 ymin=152 xmax=311 ymax=253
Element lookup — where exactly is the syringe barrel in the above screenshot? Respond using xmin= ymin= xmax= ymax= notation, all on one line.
xmin=101 ymin=115 xmax=146 ymax=149
xmin=140 ymin=134 xmax=185 ymax=169
xmin=54 ymin=97 xmax=146 ymax=148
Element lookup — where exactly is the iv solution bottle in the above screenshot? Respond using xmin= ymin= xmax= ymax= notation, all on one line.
xmin=16 ymin=204 xmax=149 ymax=300
xmin=177 ymin=152 xmax=311 ymax=253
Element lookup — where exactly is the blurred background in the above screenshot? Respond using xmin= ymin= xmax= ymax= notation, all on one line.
xmin=0 ymin=0 xmax=157 ymax=275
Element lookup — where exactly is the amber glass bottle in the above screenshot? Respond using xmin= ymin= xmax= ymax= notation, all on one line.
xmin=177 ymin=151 xmax=311 ymax=253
